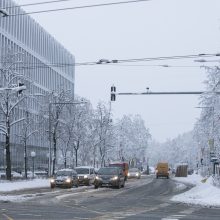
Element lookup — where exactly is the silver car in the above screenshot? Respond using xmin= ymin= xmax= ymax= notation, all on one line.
xmin=50 ymin=169 xmax=78 ymax=188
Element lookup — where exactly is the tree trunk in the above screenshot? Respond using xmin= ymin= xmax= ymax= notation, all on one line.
xmin=75 ymin=148 xmax=78 ymax=167
xmin=52 ymin=132 xmax=57 ymax=175
xmin=5 ymin=125 xmax=11 ymax=181
xmin=24 ymin=140 xmax=28 ymax=179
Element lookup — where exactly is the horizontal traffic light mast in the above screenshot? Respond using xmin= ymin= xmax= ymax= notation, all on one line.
xmin=110 ymin=86 xmax=220 ymax=101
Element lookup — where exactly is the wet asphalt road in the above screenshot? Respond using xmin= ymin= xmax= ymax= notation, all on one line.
xmin=0 ymin=175 xmax=220 ymax=220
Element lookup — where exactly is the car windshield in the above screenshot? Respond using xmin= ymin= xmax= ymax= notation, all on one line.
xmin=76 ymin=168 xmax=90 ymax=174
xmin=98 ymin=168 xmax=118 ymax=175
xmin=56 ymin=171 xmax=72 ymax=176
xmin=129 ymin=168 xmax=139 ymax=172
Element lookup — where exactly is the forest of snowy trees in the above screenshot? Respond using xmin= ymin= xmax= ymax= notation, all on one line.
xmin=147 ymin=66 xmax=220 ymax=177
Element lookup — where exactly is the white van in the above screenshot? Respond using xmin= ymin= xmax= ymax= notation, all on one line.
xmin=75 ymin=166 xmax=96 ymax=186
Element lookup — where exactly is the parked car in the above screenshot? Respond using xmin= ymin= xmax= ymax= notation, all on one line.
xmin=50 ymin=168 xmax=78 ymax=189
xmin=75 ymin=166 xmax=96 ymax=186
xmin=94 ymin=167 xmax=125 ymax=189
xmin=0 ymin=171 xmax=22 ymax=179
xmin=21 ymin=171 xmax=37 ymax=178
xmin=34 ymin=170 xmax=48 ymax=178
xmin=128 ymin=168 xmax=141 ymax=179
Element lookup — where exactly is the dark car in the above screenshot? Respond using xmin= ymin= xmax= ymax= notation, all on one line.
xmin=50 ymin=169 xmax=78 ymax=188
xmin=128 ymin=168 xmax=141 ymax=179
xmin=94 ymin=167 xmax=125 ymax=189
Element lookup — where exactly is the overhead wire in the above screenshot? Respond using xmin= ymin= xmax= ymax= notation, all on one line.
xmin=6 ymin=0 xmax=151 ymax=16
xmin=3 ymin=0 xmax=78 ymax=9
xmin=0 ymin=53 xmax=219 ymax=71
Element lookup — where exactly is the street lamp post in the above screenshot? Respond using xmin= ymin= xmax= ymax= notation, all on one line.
xmin=31 ymin=151 xmax=36 ymax=178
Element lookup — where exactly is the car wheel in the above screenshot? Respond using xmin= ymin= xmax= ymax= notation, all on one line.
xmin=117 ymin=182 xmax=121 ymax=189
xmin=51 ymin=184 xmax=55 ymax=189
xmin=94 ymin=185 xmax=98 ymax=189
xmin=121 ymin=181 xmax=125 ymax=188
xmin=156 ymin=175 xmax=158 ymax=179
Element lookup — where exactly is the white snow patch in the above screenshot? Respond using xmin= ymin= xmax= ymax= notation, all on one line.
xmin=171 ymin=174 xmax=220 ymax=207
xmin=0 ymin=179 xmax=50 ymax=192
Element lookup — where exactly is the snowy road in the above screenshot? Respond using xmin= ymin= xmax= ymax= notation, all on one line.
xmin=1 ymin=175 xmax=220 ymax=220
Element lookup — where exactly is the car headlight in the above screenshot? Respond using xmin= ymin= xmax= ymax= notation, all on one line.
xmin=111 ymin=176 xmax=118 ymax=181
xmin=50 ymin=179 xmax=55 ymax=183
xmin=84 ymin=175 xmax=88 ymax=179
xmin=65 ymin=178 xmax=71 ymax=183
xmin=95 ymin=176 xmax=100 ymax=180
xmin=136 ymin=173 xmax=139 ymax=176
xmin=128 ymin=173 xmax=130 ymax=176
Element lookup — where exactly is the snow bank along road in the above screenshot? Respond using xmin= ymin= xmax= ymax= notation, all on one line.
xmin=0 ymin=175 xmax=220 ymax=220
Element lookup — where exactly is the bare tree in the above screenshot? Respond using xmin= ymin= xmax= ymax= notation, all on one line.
xmin=93 ymin=102 xmax=113 ymax=167
xmin=16 ymin=111 xmax=38 ymax=179
xmin=0 ymin=50 xmax=28 ymax=180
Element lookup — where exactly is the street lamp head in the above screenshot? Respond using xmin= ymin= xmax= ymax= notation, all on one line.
xmin=31 ymin=151 xmax=36 ymax=158
xmin=0 ymin=9 xmax=9 ymax=17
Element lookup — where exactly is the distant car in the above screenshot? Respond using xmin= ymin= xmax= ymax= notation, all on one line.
xmin=50 ymin=168 xmax=78 ymax=189
xmin=22 ymin=171 xmax=37 ymax=178
xmin=11 ymin=171 xmax=22 ymax=179
xmin=0 ymin=171 xmax=22 ymax=179
xmin=75 ymin=166 xmax=96 ymax=186
xmin=109 ymin=162 xmax=129 ymax=181
xmin=94 ymin=167 xmax=125 ymax=189
xmin=34 ymin=170 xmax=48 ymax=178
xmin=128 ymin=168 xmax=141 ymax=179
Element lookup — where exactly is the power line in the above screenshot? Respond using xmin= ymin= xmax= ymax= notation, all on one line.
xmin=7 ymin=0 xmax=151 ymax=16
xmin=4 ymin=0 xmax=77 ymax=9
xmin=0 ymin=53 xmax=219 ymax=70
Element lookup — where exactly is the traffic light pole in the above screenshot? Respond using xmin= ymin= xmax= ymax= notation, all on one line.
xmin=110 ymin=86 xmax=220 ymax=101
xmin=117 ymin=91 xmax=220 ymax=95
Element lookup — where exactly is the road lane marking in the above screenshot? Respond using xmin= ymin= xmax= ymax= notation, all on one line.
xmin=162 ymin=218 xmax=179 ymax=220
xmin=2 ymin=213 xmax=14 ymax=220
xmin=18 ymin=213 xmax=42 ymax=217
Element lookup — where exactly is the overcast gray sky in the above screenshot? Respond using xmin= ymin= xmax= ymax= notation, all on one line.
xmin=15 ymin=0 xmax=220 ymax=142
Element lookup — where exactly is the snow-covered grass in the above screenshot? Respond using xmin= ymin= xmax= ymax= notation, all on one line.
xmin=0 ymin=178 xmax=50 ymax=192
xmin=172 ymin=174 xmax=220 ymax=207
xmin=0 ymin=178 xmax=50 ymax=202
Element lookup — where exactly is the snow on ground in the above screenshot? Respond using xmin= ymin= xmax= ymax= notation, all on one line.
xmin=0 ymin=178 xmax=50 ymax=202
xmin=171 ymin=173 xmax=220 ymax=207
xmin=0 ymin=178 xmax=50 ymax=192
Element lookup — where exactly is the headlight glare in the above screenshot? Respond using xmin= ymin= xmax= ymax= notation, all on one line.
xmin=84 ymin=175 xmax=88 ymax=179
xmin=65 ymin=178 xmax=71 ymax=183
xmin=50 ymin=179 xmax=55 ymax=183
xmin=112 ymin=176 xmax=118 ymax=181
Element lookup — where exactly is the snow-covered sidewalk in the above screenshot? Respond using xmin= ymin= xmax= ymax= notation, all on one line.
xmin=171 ymin=173 xmax=220 ymax=207
xmin=0 ymin=178 xmax=50 ymax=192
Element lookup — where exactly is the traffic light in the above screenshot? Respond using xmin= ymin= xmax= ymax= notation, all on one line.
xmin=111 ymin=85 xmax=116 ymax=101
xmin=18 ymin=82 xmax=25 ymax=95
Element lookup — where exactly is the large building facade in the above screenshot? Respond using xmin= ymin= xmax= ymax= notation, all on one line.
xmin=0 ymin=0 xmax=75 ymax=172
